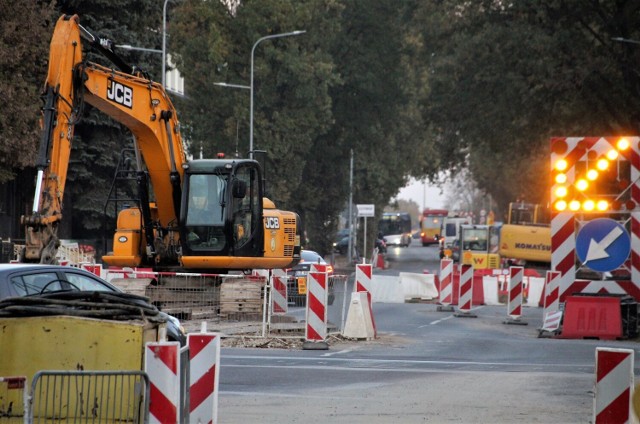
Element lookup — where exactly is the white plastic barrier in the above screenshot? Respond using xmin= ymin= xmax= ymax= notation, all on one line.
xmin=399 ymin=272 xmax=438 ymax=300
xmin=526 ymin=277 xmax=545 ymax=307
xmin=482 ymin=276 xmax=500 ymax=305
xmin=370 ymin=275 xmax=404 ymax=303
xmin=370 ymin=273 xmax=439 ymax=303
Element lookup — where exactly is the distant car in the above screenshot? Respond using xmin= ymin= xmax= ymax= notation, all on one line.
xmin=382 ymin=233 xmax=411 ymax=247
xmin=333 ymin=236 xmax=350 ymax=255
xmin=287 ymin=250 xmax=334 ymax=307
xmin=0 ymin=264 xmax=186 ymax=345
xmin=335 ymin=228 xmax=350 ymax=240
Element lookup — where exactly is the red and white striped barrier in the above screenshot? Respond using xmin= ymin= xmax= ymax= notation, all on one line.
xmin=550 ymin=137 xmax=640 ymax=301
xmin=504 ymin=266 xmax=527 ymax=325
xmin=438 ymin=259 xmax=454 ymax=310
xmin=356 ymin=263 xmax=372 ymax=293
xmin=188 ymin=332 xmax=220 ymax=424
xmin=540 ymin=310 xmax=563 ymax=334
xmin=456 ymin=264 xmax=476 ymax=317
xmin=543 ymin=270 xmax=561 ymax=316
xmin=271 ymin=269 xmax=288 ymax=315
xmin=145 ymin=341 xmax=181 ymax=423
xmin=305 ymin=264 xmax=328 ymax=342
xmin=80 ymin=263 xmax=102 ymax=277
xmin=355 ymin=263 xmax=377 ymax=337
xmin=594 ymin=348 xmax=634 ymax=423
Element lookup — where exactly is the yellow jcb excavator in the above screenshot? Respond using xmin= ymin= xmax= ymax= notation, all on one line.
xmin=21 ymin=14 xmax=300 ymax=273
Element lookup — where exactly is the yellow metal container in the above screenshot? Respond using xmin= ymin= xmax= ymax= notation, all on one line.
xmin=0 ymin=316 xmax=164 ymax=422
xmin=0 ymin=316 xmax=161 ymax=377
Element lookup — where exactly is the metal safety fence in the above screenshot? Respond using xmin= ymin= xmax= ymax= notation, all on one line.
xmin=27 ymin=370 xmax=149 ymax=423
xmin=267 ymin=273 xmax=351 ymax=338
xmin=104 ymin=270 xmax=268 ymax=324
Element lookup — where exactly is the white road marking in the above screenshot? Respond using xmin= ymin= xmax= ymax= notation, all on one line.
xmin=322 ymin=348 xmax=355 ymax=357
xmin=421 ymin=305 xmax=485 ymax=327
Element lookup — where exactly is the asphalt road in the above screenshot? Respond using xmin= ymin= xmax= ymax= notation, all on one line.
xmin=217 ymin=240 xmax=640 ymax=423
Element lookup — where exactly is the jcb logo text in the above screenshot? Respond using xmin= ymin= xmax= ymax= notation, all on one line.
xmin=107 ymin=81 xmax=133 ymax=108
xmin=265 ymin=217 xmax=280 ymax=229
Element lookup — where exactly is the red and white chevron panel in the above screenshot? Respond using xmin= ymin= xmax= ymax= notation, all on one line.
xmin=80 ymin=263 xmax=102 ymax=277
xmin=145 ymin=341 xmax=181 ymax=424
xmin=356 ymin=263 xmax=372 ymax=293
xmin=305 ymin=263 xmax=328 ymax=342
xmin=458 ymin=264 xmax=473 ymax=312
xmin=594 ymin=347 xmax=634 ymax=423
xmin=543 ymin=270 xmax=561 ymax=317
xmin=271 ymin=269 xmax=288 ymax=315
xmin=188 ymin=333 xmax=220 ymax=424
xmin=541 ymin=310 xmax=563 ymax=332
xmin=507 ymin=266 xmax=524 ymax=318
xmin=355 ymin=263 xmax=377 ymax=337
xmin=550 ymin=137 xmax=640 ymax=302
xmin=439 ymin=259 xmax=453 ymax=306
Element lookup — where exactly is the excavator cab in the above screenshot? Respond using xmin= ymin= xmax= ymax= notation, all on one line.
xmin=181 ymin=159 xmax=263 ymax=259
xmin=460 ymin=225 xmax=501 ymax=269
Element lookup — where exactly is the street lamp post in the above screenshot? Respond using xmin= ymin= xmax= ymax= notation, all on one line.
xmin=116 ymin=44 xmax=162 ymax=54
xmin=249 ymin=30 xmax=306 ymax=159
xmin=612 ymin=37 xmax=640 ymax=45
xmin=213 ymin=82 xmax=250 ymax=90
xmin=162 ymin=0 xmax=175 ymax=88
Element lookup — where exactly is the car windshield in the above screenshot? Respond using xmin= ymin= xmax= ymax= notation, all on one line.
xmin=301 ymin=251 xmax=324 ymax=263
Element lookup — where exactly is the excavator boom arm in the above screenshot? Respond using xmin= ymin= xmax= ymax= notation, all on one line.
xmin=23 ymin=15 xmax=186 ymax=263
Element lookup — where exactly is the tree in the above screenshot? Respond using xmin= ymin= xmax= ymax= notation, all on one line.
xmin=52 ymin=0 xmax=166 ymax=237
xmin=413 ymin=0 xmax=640 ymax=213
xmin=0 ymin=0 xmax=56 ymax=182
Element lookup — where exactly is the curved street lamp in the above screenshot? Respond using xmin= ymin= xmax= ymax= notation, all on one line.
xmin=249 ymin=30 xmax=306 ymax=159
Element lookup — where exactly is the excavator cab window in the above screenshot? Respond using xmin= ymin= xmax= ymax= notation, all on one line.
xmin=231 ymin=165 xmax=260 ymax=253
xmin=185 ymin=173 xmax=227 ymax=250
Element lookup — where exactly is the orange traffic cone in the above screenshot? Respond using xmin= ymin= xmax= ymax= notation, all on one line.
xmin=375 ymin=251 xmax=386 ymax=269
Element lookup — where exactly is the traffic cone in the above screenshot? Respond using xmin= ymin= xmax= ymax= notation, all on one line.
xmin=375 ymin=251 xmax=386 ymax=269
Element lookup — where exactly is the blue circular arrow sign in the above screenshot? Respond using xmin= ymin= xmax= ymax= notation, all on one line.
xmin=575 ymin=218 xmax=631 ymax=272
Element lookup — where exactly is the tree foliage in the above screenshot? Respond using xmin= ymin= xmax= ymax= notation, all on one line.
xmin=0 ymin=0 xmax=56 ymax=182
xmin=417 ymin=0 xmax=640 ymax=214
xmin=4 ymin=0 xmax=640 ymax=255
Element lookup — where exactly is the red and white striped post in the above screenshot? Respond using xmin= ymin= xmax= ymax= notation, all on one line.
xmin=145 ymin=341 xmax=181 ymax=423
xmin=188 ymin=331 xmax=220 ymax=424
xmin=455 ymin=264 xmax=476 ymax=318
xmin=542 ymin=270 xmax=561 ymax=332
xmin=356 ymin=263 xmax=377 ymax=337
xmin=304 ymin=263 xmax=329 ymax=349
xmin=437 ymin=259 xmax=454 ymax=312
xmin=356 ymin=263 xmax=372 ymax=293
xmin=504 ymin=266 xmax=527 ymax=325
xmin=594 ymin=348 xmax=634 ymax=423
xmin=271 ymin=269 xmax=288 ymax=315
xmin=543 ymin=270 xmax=561 ymax=314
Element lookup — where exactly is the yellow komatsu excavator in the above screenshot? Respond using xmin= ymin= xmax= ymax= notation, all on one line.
xmin=21 ymin=14 xmax=300 ymax=272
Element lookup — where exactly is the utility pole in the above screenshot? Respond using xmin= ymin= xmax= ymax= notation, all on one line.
xmin=347 ymin=149 xmax=354 ymax=263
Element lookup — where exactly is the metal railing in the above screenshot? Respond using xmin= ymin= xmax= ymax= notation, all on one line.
xmin=27 ymin=371 xmax=149 ymax=423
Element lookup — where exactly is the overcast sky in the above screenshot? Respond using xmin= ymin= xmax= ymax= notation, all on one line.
xmin=396 ymin=178 xmax=445 ymax=210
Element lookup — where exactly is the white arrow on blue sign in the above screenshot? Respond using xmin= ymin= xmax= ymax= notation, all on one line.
xmin=575 ymin=218 xmax=631 ymax=273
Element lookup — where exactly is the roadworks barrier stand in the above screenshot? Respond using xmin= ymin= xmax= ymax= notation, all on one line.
xmin=594 ymin=347 xmax=634 ymax=423
xmin=454 ymin=264 xmax=477 ymax=318
xmin=303 ymin=263 xmax=329 ymax=350
xmin=503 ymin=266 xmax=528 ymax=326
xmin=560 ymin=294 xmax=634 ymax=340
xmin=343 ymin=292 xmax=376 ymax=340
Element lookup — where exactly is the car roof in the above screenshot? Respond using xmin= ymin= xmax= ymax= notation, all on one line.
xmin=300 ymin=250 xmax=326 ymax=262
xmin=0 ymin=264 xmax=120 ymax=288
